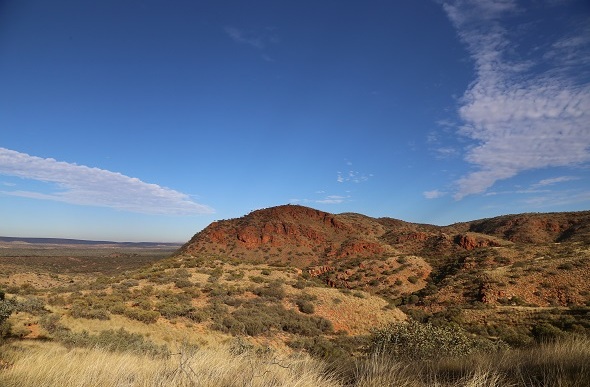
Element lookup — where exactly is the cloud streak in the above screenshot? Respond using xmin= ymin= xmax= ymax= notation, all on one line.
xmin=0 ymin=148 xmax=214 ymax=215
xmin=290 ymin=194 xmax=351 ymax=205
xmin=442 ymin=0 xmax=590 ymax=199
xmin=337 ymin=170 xmax=372 ymax=183
xmin=224 ymin=26 xmax=265 ymax=49
xmin=423 ymin=190 xmax=446 ymax=199
xmin=532 ymin=176 xmax=580 ymax=188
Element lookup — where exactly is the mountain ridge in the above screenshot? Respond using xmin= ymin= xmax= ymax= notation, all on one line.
xmin=0 ymin=236 xmax=182 ymax=247
xmin=179 ymin=204 xmax=590 ymax=265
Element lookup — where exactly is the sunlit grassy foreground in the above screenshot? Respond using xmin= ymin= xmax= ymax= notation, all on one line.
xmin=2 ymin=337 xmax=589 ymax=387
xmin=0 ymin=341 xmax=339 ymax=387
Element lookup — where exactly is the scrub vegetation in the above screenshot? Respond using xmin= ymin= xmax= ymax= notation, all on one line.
xmin=1 ymin=208 xmax=589 ymax=385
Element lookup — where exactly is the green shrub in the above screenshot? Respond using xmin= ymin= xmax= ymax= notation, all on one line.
xmin=253 ymin=281 xmax=286 ymax=300
xmin=213 ymin=302 xmax=332 ymax=337
xmin=57 ymin=328 xmax=169 ymax=358
xmin=70 ymin=302 xmax=110 ymax=320
xmin=532 ymin=323 xmax=564 ymax=342
xmin=174 ymin=278 xmax=193 ymax=288
xmin=288 ymin=336 xmax=350 ymax=360
xmin=156 ymin=301 xmax=194 ymax=319
xmin=370 ymin=321 xmax=502 ymax=360
xmin=292 ymin=279 xmax=309 ymax=289
xmin=0 ymin=300 xmax=11 ymax=324
xmin=0 ymin=296 xmax=13 ymax=339
xmin=123 ymin=307 xmax=160 ymax=324
xmin=39 ymin=313 xmax=64 ymax=334
xmin=12 ymin=296 xmax=47 ymax=314
xmin=187 ymin=308 xmax=209 ymax=323
xmin=47 ymin=295 xmax=67 ymax=306
xmin=296 ymin=300 xmax=315 ymax=314
xmin=226 ymin=270 xmax=245 ymax=281
xmin=249 ymin=276 xmax=266 ymax=283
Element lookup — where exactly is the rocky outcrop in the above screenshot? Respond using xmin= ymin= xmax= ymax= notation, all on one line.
xmin=455 ymin=234 xmax=501 ymax=250
xmin=307 ymin=265 xmax=334 ymax=277
xmin=337 ymin=240 xmax=386 ymax=258
xmin=396 ymin=232 xmax=429 ymax=243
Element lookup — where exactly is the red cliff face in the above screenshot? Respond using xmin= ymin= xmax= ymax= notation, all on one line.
xmin=336 ymin=240 xmax=385 ymax=258
xmin=455 ymin=234 xmax=501 ymax=250
xmin=178 ymin=205 xmax=590 ymax=268
xmin=178 ymin=205 xmax=390 ymax=266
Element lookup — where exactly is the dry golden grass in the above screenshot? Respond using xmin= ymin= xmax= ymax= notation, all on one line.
xmin=54 ymin=310 xmax=228 ymax=348
xmin=0 ymin=341 xmax=339 ymax=387
xmin=288 ymin=286 xmax=405 ymax=335
xmin=3 ymin=337 xmax=587 ymax=387
xmin=353 ymin=336 xmax=590 ymax=387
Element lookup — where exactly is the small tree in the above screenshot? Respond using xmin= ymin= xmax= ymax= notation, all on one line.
xmin=0 ymin=289 xmax=13 ymax=339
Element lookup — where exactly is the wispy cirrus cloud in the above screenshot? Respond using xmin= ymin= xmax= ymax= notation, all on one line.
xmin=532 ymin=175 xmax=580 ymax=188
xmin=316 ymin=195 xmax=350 ymax=204
xmin=423 ymin=189 xmax=446 ymax=199
xmin=224 ymin=26 xmax=279 ymax=61
xmin=290 ymin=194 xmax=351 ymax=205
xmin=337 ymin=170 xmax=373 ymax=183
xmin=224 ymin=26 xmax=265 ymax=49
xmin=0 ymin=147 xmax=214 ymax=215
xmin=523 ymin=189 xmax=590 ymax=207
xmin=441 ymin=0 xmax=590 ymax=200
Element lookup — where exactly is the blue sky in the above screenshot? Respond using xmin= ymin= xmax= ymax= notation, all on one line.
xmin=1 ymin=0 xmax=589 ymax=242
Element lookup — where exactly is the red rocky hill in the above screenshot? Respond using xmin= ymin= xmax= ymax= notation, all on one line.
xmin=179 ymin=205 xmax=590 ymax=265
xmin=177 ymin=206 xmax=590 ymax=306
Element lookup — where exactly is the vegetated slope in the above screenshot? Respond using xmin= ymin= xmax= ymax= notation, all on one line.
xmin=463 ymin=211 xmax=590 ymax=243
xmin=178 ymin=205 xmax=590 ymax=309
xmin=179 ymin=205 xmax=574 ymax=265
xmin=179 ymin=205 xmax=392 ymax=267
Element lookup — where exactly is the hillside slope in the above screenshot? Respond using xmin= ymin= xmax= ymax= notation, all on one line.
xmin=177 ymin=205 xmax=590 ymax=307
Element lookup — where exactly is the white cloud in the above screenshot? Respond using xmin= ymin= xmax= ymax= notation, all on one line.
xmin=423 ymin=190 xmax=446 ymax=199
xmin=532 ymin=176 xmax=579 ymax=188
xmin=523 ymin=189 xmax=590 ymax=207
xmin=290 ymin=194 xmax=350 ymax=205
xmin=436 ymin=147 xmax=458 ymax=159
xmin=337 ymin=170 xmax=372 ymax=184
xmin=442 ymin=0 xmax=590 ymax=199
xmin=224 ymin=27 xmax=264 ymax=49
xmin=0 ymin=148 xmax=214 ymax=215
xmin=316 ymin=195 xmax=349 ymax=204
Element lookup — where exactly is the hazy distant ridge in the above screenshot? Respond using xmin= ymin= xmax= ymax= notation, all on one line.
xmin=0 ymin=236 xmax=181 ymax=247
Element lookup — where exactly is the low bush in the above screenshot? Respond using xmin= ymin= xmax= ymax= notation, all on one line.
xmin=156 ymin=301 xmax=193 ymax=319
xmin=296 ymin=300 xmax=315 ymax=314
xmin=370 ymin=321 xmax=503 ymax=360
xmin=12 ymin=296 xmax=47 ymax=314
xmin=70 ymin=302 xmax=110 ymax=320
xmin=123 ymin=307 xmax=160 ymax=324
xmin=253 ymin=281 xmax=286 ymax=300
xmin=57 ymin=328 xmax=169 ymax=358
xmin=0 ymin=292 xmax=13 ymax=340
xmin=213 ymin=302 xmax=332 ymax=337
